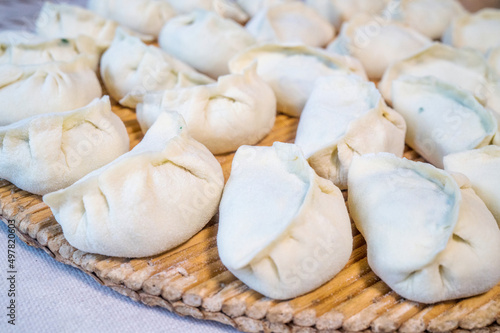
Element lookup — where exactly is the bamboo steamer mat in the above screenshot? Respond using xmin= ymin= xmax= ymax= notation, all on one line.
xmin=1 ymin=97 xmax=500 ymax=332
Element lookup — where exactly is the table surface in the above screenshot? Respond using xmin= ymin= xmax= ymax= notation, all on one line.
xmin=0 ymin=0 xmax=237 ymax=332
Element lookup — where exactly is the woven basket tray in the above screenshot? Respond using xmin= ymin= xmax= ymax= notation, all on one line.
xmin=1 ymin=100 xmax=499 ymax=333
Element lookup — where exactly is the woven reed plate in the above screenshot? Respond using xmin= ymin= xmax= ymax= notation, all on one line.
xmin=1 ymin=98 xmax=500 ymax=332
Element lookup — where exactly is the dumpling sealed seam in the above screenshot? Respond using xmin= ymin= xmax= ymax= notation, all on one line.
xmin=87 ymin=0 xmax=175 ymax=37
xmin=245 ymin=2 xmax=335 ymax=47
xmin=0 ymin=96 xmax=129 ymax=196
xmin=295 ymin=74 xmax=406 ymax=189
xmin=43 ymin=112 xmax=224 ymax=258
xmin=218 ymin=142 xmax=352 ymax=300
xmin=327 ymin=13 xmax=432 ymax=80
xmin=137 ymin=65 xmax=276 ymax=154
xmin=165 ymin=0 xmax=249 ymax=23
xmin=101 ymin=29 xmax=214 ymax=108
xmin=0 ymin=35 xmax=100 ymax=70
xmin=348 ymin=153 xmax=500 ymax=304
xmin=159 ymin=10 xmax=256 ymax=79
xmin=229 ymin=43 xmax=367 ymax=117
xmin=444 ymin=145 xmax=500 ymax=225
xmin=391 ymin=75 xmax=498 ymax=168
xmin=0 ymin=57 xmax=102 ymax=126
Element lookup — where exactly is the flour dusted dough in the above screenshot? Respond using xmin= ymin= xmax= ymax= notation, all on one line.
xmin=43 ymin=112 xmax=224 ymax=258
xmin=295 ymin=74 xmax=406 ymax=189
xmin=137 ymin=65 xmax=276 ymax=154
xmin=0 ymin=58 xmax=102 ymax=126
xmin=218 ymin=142 xmax=352 ymax=299
xmin=88 ymin=0 xmax=175 ymax=37
xmin=0 ymin=97 xmax=129 ymax=195
xmin=327 ymin=13 xmax=431 ymax=80
xmin=348 ymin=153 xmax=500 ymax=304
xmin=101 ymin=29 xmax=214 ymax=108
xmin=444 ymin=145 xmax=500 ymax=225
xmin=229 ymin=43 xmax=366 ymax=117
xmin=246 ymin=2 xmax=334 ymax=47
xmin=159 ymin=10 xmax=256 ymax=78
xmin=391 ymin=76 xmax=497 ymax=167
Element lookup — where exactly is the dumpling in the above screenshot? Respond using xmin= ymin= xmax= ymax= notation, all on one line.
xmin=158 ymin=10 xmax=256 ymax=78
xmin=0 ymin=36 xmax=100 ymax=70
xmin=165 ymin=0 xmax=249 ymax=23
xmin=0 ymin=97 xmax=129 ymax=195
xmin=387 ymin=0 xmax=466 ymax=40
xmin=444 ymin=146 xmax=500 ymax=225
xmin=101 ymin=29 xmax=214 ymax=108
xmin=35 ymin=2 xmax=119 ymax=50
xmin=379 ymin=43 xmax=498 ymax=105
xmin=295 ymin=74 xmax=406 ymax=189
xmin=236 ymin=0 xmax=298 ymax=17
xmin=218 ymin=142 xmax=352 ymax=300
xmin=348 ymin=153 xmax=500 ymax=304
xmin=443 ymin=9 xmax=500 ymax=54
xmin=137 ymin=65 xmax=276 ymax=154
xmin=0 ymin=30 xmax=46 ymax=45
xmin=43 ymin=111 xmax=224 ymax=258
xmin=305 ymin=0 xmax=388 ymax=29
xmin=391 ymin=76 xmax=497 ymax=168
xmin=229 ymin=43 xmax=366 ymax=117
xmin=245 ymin=2 xmax=334 ymax=47
xmin=327 ymin=13 xmax=431 ymax=80
xmin=87 ymin=0 xmax=175 ymax=37
xmin=0 ymin=58 xmax=102 ymax=126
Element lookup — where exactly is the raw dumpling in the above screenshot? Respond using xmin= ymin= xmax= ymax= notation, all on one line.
xmin=391 ymin=76 xmax=497 ymax=168
xmin=158 ymin=10 xmax=256 ymax=78
xmin=348 ymin=153 xmax=500 ymax=304
xmin=379 ymin=43 xmax=498 ymax=105
xmin=444 ymin=146 xmax=500 ymax=225
xmin=305 ymin=0 xmax=388 ymax=29
xmin=0 ymin=58 xmax=102 ymax=126
xmin=327 ymin=13 xmax=431 ymax=80
xmin=43 ymin=112 xmax=224 ymax=258
xmin=246 ymin=2 xmax=334 ymax=47
xmin=218 ymin=142 xmax=352 ymax=299
xmin=295 ymin=74 xmax=406 ymax=189
xmin=36 ymin=2 xmax=119 ymax=50
xmin=87 ymin=0 xmax=175 ymax=37
xmin=387 ymin=0 xmax=466 ymax=40
xmin=137 ymin=65 xmax=276 ymax=154
xmin=443 ymin=9 xmax=500 ymax=54
xmin=0 ymin=97 xmax=129 ymax=195
xmin=229 ymin=43 xmax=366 ymax=117
xmin=0 ymin=36 xmax=100 ymax=70
xmin=101 ymin=29 xmax=214 ymax=108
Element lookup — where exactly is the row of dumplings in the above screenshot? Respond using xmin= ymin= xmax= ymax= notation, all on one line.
xmin=1 ymin=0 xmax=500 ymax=305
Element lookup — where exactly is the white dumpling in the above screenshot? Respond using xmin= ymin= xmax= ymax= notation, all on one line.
xmin=305 ymin=0 xmax=388 ymax=29
xmin=218 ymin=142 xmax=352 ymax=300
xmin=387 ymin=0 xmax=466 ymax=40
xmin=158 ymin=10 xmax=256 ymax=78
xmin=379 ymin=43 xmax=498 ymax=105
xmin=246 ymin=2 xmax=334 ymax=47
xmin=295 ymin=74 xmax=406 ymax=189
xmin=444 ymin=146 xmax=500 ymax=225
xmin=43 ymin=112 xmax=224 ymax=258
xmin=87 ymin=0 xmax=175 ymax=37
xmin=348 ymin=153 xmax=500 ymax=304
xmin=0 ymin=36 xmax=100 ymax=70
xmin=35 ymin=2 xmax=119 ymax=50
xmin=137 ymin=65 xmax=276 ymax=154
xmin=101 ymin=29 xmax=214 ymax=108
xmin=236 ymin=0 xmax=298 ymax=17
xmin=0 ymin=97 xmax=129 ymax=195
xmin=391 ymin=76 xmax=497 ymax=168
xmin=327 ymin=13 xmax=431 ymax=80
xmin=0 ymin=58 xmax=102 ymax=126
xmin=229 ymin=43 xmax=367 ymax=117
xmin=443 ymin=9 xmax=500 ymax=54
